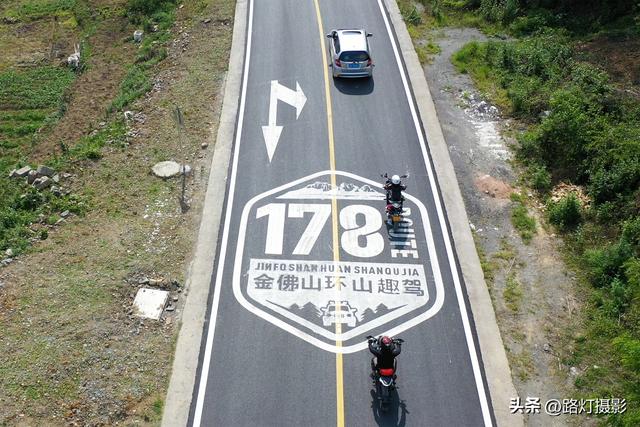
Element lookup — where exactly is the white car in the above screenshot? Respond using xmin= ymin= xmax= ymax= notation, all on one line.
xmin=326 ymin=29 xmax=374 ymax=78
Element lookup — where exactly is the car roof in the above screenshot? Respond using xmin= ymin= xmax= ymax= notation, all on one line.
xmin=336 ymin=29 xmax=368 ymax=52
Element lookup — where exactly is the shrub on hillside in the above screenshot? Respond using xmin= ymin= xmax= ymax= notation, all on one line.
xmin=585 ymin=241 xmax=633 ymax=288
xmin=527 ymin=164 xmax=552 ymax=192
xmin=479 ymin=0 xmax=519 ymax=24
xmin=127 ymin=0 xmax=176 ymax=15
xmin=548 ymin=193 xmax=582 ymax=230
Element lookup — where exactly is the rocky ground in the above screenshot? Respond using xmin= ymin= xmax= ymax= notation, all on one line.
xmin=423 ymin=27 xmax=589 ymax=427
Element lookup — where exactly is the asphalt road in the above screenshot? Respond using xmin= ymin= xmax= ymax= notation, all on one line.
xmin=188 ymin=0 xmax=495 ymax=425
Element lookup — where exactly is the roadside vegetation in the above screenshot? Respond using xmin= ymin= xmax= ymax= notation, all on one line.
xmin=405 ymin=0 xmax=640 ymax=425
xmin=0 ymin=0 xmax=235 ymax=424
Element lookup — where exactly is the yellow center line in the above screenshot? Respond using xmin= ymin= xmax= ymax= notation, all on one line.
xmin=312 ymin=0 xmax=344 ymax=426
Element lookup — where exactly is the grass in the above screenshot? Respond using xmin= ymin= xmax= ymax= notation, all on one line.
xmin=0 ymin=65 xmax=82 ymax=254
xmin=1 ymin=0 xmax=236 ymax=423
xmin=451 ymin=41 xmax=511 ymax=111
xmin=494 ymin=238 xmax=516 ymax=261
xmin=3 ymin=0 xmax=77 ymax=21
xmin=107 ymin=0 xmax=177 ymax=113
xmin=510 ymin=193 xmax=536 ymax=244
xmin=109 ymin=65 xmax=152 ymax=112
xmin=503 ymin=273 xmax=523 ymax=312
xmin=0 ymin=66 xmax=75 ymax=111
xmin=509 ymin=348 xmax=535 ymax=381
xmin=474 ymin=232 xmax=497 ymax=285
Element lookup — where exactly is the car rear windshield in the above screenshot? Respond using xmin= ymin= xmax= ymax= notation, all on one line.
xmin=339 ymin=51 xmax=369 ymax=62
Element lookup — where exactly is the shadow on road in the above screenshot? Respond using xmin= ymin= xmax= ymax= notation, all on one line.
xmin=370 ymin=388 xmax=409 ymax=427
xmin=333 ymin=76 xmax=375 ymax=95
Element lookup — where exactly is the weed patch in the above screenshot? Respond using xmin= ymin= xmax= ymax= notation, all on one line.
xmin=0 ymin=66 xmax=75 ymax=111
xmin=510 ymin=193 xmax=536 ymax=243
xmin=503 ymin=273 xmax=522 ymax=312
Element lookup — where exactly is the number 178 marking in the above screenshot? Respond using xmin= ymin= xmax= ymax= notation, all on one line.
xmin=256 ymin=203 xmax=384 ymax=258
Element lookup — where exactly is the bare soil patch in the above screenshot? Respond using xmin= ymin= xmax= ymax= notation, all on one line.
xmin=474 ymin=173 xmax=513 ymax=200
xmin=32 ymin=16 xmax=135 ymax=161
xmin=576 ymin=37 xmax=640 ymax=90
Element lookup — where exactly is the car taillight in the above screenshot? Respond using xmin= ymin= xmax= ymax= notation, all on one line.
xmin=335 ymin=59 xmax=341 ymax=67
xmin=367 ymin=59 xmax=372 ymax=66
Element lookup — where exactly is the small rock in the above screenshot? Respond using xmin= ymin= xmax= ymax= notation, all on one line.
xmin=36 ymin=165 xmax=55 ymax=177
xmin=52 ymin=174 xmax=60 ymax=183
xmin=133 ymin=30 xmax=143 ymax=43
xmin=5 ymin=248 xmax=13 ymax=257
xmin=60 ymin=210 xmax=71 ymax=219
xmin=172 ymin=296 xmax=179 ymax=302
xmin=13 ymin=165 xmax=32 ymax=177
xmin=569 ymin=366 xmax=579 ymax=376
xmin=138 ymin=277 xmax=149 ymax=285
xmin=152 ymin=161 xmax=182 ymax=178
xmin=543 ymin=343 xmax=550 ymax=352
xmin=151 ymin=24 xmax=159 ymax=32
xmin=61 ymin=172 xmax=72 ymax=179
xmin=201 ymin=142 xmax=209 ymax=149
xmin=27 ymin=170 xmax=38 ymax=184
xmin=124 ymin=111 xmax=134 ymax=121
xmin=50 ymin=186 xmax=62 ymax=197
xmin=181 ymin=164 xmax=192 ymax=176
xmin=98 ymin=122 xmax=106 ymax=128
xmin=33 ymin=176 xmax=52 ymax=190
xmin=165 ymin=305 xmax=175 ymax=312
xmin=203 ymin=18 xmax=211 ymax=24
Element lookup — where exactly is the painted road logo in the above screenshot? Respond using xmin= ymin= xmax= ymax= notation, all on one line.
xmin=233 ymin=171 xmax=445 ymax=353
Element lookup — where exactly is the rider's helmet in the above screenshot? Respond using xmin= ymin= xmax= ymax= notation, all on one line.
xmin=391 ymin=175 xmax=401 ymax=185
xmin=381 ymin=336 xmax=393 ymax=349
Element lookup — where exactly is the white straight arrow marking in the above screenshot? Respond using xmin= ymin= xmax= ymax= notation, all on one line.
xmin=262 ymin=80 xmax=307 ymax=162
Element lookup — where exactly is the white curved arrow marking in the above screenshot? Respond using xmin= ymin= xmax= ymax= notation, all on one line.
xmin=261 ymin=80 xmax=307 ymax=162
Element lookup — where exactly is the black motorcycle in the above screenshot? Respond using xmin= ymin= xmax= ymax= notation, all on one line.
xmin=381 ymin=173 xmax=408 ymax=231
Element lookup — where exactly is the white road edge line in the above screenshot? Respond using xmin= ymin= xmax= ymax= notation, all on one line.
xmin=375 ymin=0 xmax=493 ymax=426
xmin=191 ymin=0 xmax=254 ymax=425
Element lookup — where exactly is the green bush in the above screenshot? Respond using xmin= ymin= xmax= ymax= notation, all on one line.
xmin=402 ymin=6 xmax=422 ymax=26
xmin=507 ymin=75 xmax=547 ymax=117
xmin=479 ymin=0 xmax=519 ymax=24
xmin=621 ymin=216 xmax=640 ymax=240
xmin=548 ymin=193 xmax=582 ymax=230
xmin=584 ymin=241 xmax=633 ymax=288
xmin=528 ymin=164 xmax=552 ymax=192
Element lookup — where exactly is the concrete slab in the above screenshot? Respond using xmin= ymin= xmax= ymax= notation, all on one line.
xmin=133 ymin=288 xmax=169 ymax=320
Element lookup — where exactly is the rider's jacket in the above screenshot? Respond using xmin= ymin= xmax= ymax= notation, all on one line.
xmin=369 ymin=339 xmax=402 ymax=369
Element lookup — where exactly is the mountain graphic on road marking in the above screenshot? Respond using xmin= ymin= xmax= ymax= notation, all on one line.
xmin=277 ymin=181 xmax=384 ymax=200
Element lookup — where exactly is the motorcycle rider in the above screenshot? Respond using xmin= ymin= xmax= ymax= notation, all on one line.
xmin=369 ymin=335 xmax=402 ymax=371
xmin=384 ymin=174 xmax=406 ymax=204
